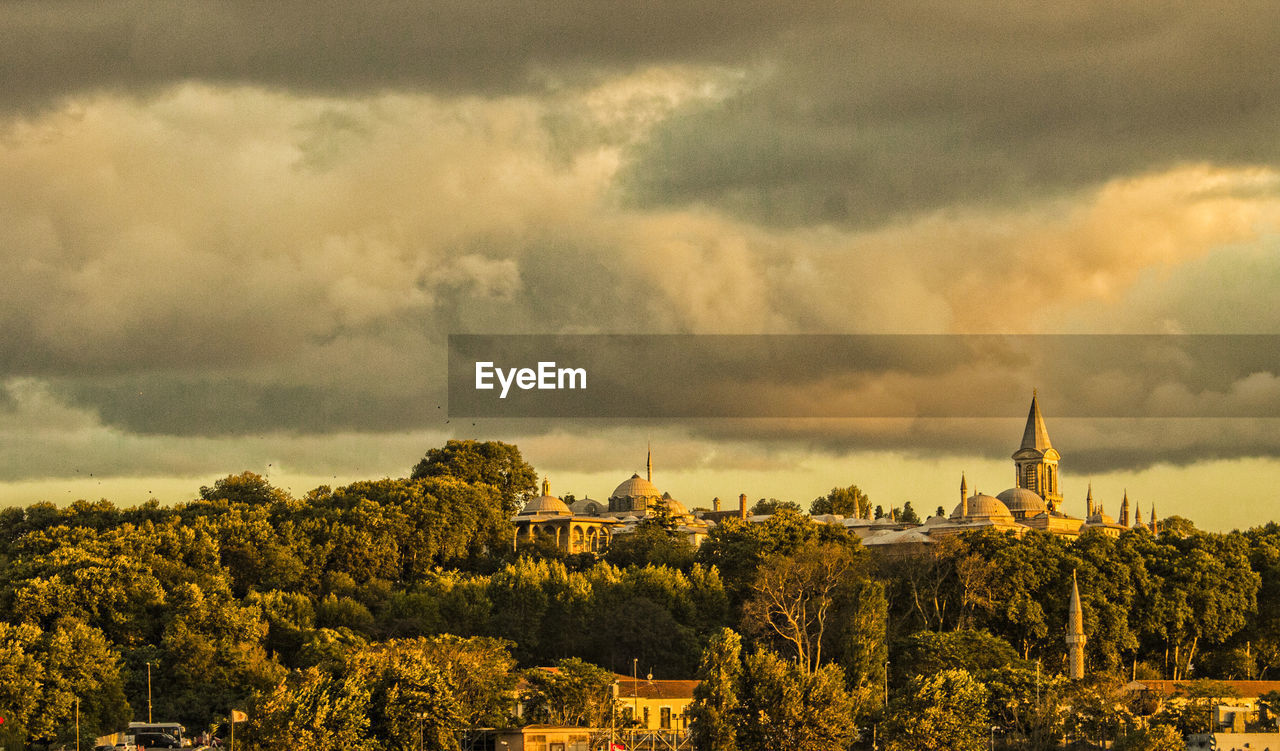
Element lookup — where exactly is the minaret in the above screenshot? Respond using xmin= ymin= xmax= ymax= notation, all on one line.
xmin=1120 ymin=491 xmax=1130 ymax=527
xmin=1150 ymin=504 xmax=1158 ymax=534
xmin=960 ymin=473 xmax=968 ymax=518
xmin=542 ymin=477 xmax=551 ymax=496
xmin=1134 ymin=504 xmax=1143 ymax=528
xmin=1085 ymin=483 xmax=1094 ymax=518
xmin=646 ymin=443 xmax=652 ymax=482
xmin=1067 ymin=569 xmax=1086 ymax=680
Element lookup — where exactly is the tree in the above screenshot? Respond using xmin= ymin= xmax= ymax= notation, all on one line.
xmin=738 ymin=650 xmax=855 ymax=751
xmin=410 ymin=440 xmax=538 ymax=515
xmin=689 ymin=628 xmax=742 ymax=751
xmin=198 ymin=472 xmax=293 ymax=507
xmin=895 ymin=630 xmax=1021 ymax=678
xmin=887 ymin=669 xmax=990 ymax=751
xmin=750 ymin=498 xmax=802 ymax=515
xmin=520 ymin=658 xmax=617 ymax=727
xmin=741 ymin=541 xmax=860 ymax=673
xmin=347 ymin=636 xmax=517 ymax=751
xmin=810 ymin=485 xmax=870 ymax=518
xmin=900 ymin=502 xmax=920 ymax=525
xmin=244 ymin=667 xmax=370 ymax=751
xmin=1111 ymin=722 xmax=1184 ymax=751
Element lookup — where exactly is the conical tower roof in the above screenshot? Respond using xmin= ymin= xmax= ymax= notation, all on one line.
xmin=1020 ymin=393 xmax=1053 ymax=452
xmin=1068 ymin=570 xmax=1084 ymax=636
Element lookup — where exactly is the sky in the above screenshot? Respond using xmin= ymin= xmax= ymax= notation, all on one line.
xmin=4 ymin=2 xmax=1280 ymax=530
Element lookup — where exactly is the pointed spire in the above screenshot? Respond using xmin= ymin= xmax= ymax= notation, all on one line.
xmin=646 ymin=442 xmax=652 ymax=482
xmin=1086 ymin=483 xmax=1094 ymax=517
xmin=1067 ymin=569 xmax=1086 ymax=680
xmin=960 ymin=473 xmax=968 ymax=517
xmin=1020 ymin=393 xmax=1053 ymax=452
xmin=1068 ymin=570 xmax=1084 ymax=635
xmin=1151 ymin=503 xmax=1158 ymax=534
xmin=1134 ymin=504 xmax=1143 ymax=527
xmin=1120 ymin=490 xmax=1130 ymax=527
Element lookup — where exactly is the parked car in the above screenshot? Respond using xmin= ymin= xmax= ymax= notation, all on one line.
xmin=133 ymin=732 xmax=182 ymax=749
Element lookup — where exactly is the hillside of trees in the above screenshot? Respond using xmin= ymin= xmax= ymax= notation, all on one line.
xmin=0 ymin=440 xmax=1276 ymax=750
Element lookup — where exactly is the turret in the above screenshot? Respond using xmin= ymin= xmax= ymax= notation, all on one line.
xmin=1120 ymin=490 xmax=1130 ymax=528
xmin=1086 ymin=483 xmax=1094 ymax=518
xmin=961 ymin=473 xmax=969 ymax=518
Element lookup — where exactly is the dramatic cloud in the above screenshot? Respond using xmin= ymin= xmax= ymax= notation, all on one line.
xmin=3 ymin=2 xmax=1280 ymax=525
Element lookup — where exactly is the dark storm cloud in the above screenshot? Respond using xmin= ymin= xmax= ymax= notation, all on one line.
xmin=622 ymin=3 xmax=1280 ymax=226
xmin=0 ymin=0 xmax=834 ymax=110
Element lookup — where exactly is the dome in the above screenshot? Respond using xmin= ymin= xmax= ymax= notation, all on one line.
xmin=997 ymin=487 xmax=1048 ymax=515
xmin=612 ymin=473 xmax=661 ymax=500
xmin=659 ymin=491 xmax=689 ymax=517
xmin=519 ymin=479 xmax=572 ymax=516
xmin=950 ymin=493 xmax=1015 ymax=520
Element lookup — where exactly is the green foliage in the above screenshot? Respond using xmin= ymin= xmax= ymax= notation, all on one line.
xmin=410 ymin=439 xmax=538 ymax=515
xmin=689 ymin=628 xmax=742 ymax=751
xmin=887 ymin=669 xmax=990 ymax=751
xmin=749 ymin=497 xmax=802 ymax=515
xmin=1111 ymin=722 xmax=1185 ymax=751
xmin=810 ymin=484 xmax=870 ymax=518
xmin=606 ymin=524 xmax=696 ymax=570
xmin=244 ymin=667 xmax=370 ymax=751
xmin=520 ymin=657 xmax=618 ymax=727
xmin=895 ymin=629 xmax=1022 ymax=679
xmin=347 ymin=635 xmax=517 ymax=751
xmin=899 ymin=502 xmax=920 ymax=525
xmin=738 ymin=649 xmax=855 ymax=751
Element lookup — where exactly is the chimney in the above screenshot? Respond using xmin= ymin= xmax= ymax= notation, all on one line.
xmin=739 ymin=493 xmax=747 ymax=519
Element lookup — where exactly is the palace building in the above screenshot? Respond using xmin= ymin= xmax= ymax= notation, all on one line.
xmin=861 ymin=393 xmax=1158 ymax=550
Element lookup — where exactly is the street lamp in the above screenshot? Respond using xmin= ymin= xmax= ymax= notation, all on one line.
xmin=147 ymin=661 xmax=154 ymax=723
xmin=990 ymin=725 xmax=1000 ymax=751
xmin=415 ymin=712 xmax=429 ymax=751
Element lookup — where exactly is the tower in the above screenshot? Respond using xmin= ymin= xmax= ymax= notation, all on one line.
xmin=1134 ymin=504 xmax=1143 ymax=528
xmin=1085 ymin=483 xmax=1094 ymax=518
xmin=1067 ymin=569 xmax=1086 ymax=680
xmin=1120 ymin=490 xmax=1130 ymax=528
xmin=960 ymin=473 xmax=968 ymax=518
xmin=646 ymin=443 xmax=652 ymax=482
xmin=1013 ymin=393 xmax=1062 ymax=512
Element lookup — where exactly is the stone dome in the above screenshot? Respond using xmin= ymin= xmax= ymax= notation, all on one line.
xmin=997 ymin=487 xmax=1048 ymax=516
xmin=612 ymin=473 xmax=661 ymax=499
xmin=951 ymin=493 xmax=1015 ymax=520
xmin=660 ymin=491 xmax=689 ymax=517
xmin=519 ymin=479 xmax=572 ymax=516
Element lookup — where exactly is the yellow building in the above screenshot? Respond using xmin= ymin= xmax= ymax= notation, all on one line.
xmin=511 ymin=479 xmax=617 ymax=554
xmin=614 ymin=674 xmax=698 ymax=732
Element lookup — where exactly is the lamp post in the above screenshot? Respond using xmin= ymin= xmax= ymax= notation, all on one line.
xmin=75 ymin=696 xmax=80 ymax=751
xmin=415 ymin=712 xmax=428 ymax=751
xmin=146 ymin=661 xmax=153 ymax=723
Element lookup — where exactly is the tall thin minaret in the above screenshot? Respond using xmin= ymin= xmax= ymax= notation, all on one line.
xmin=1150 ymin=504 xmax=1159 ymax=534
xmin=1134 ymin=504 xmax=1144 ymax=528
xmin=646 ymin=443 xmax=652 ymax=482
xmin=1120 ymin=490 xmax=1130 ymax=528
xmin=960 ymin=473 xmax=968 ymax=518
xmin=1086 ymin=483 xmax=1094 ymax=518
xmin=1067 ymin=569 xmax=1086 ymax=680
